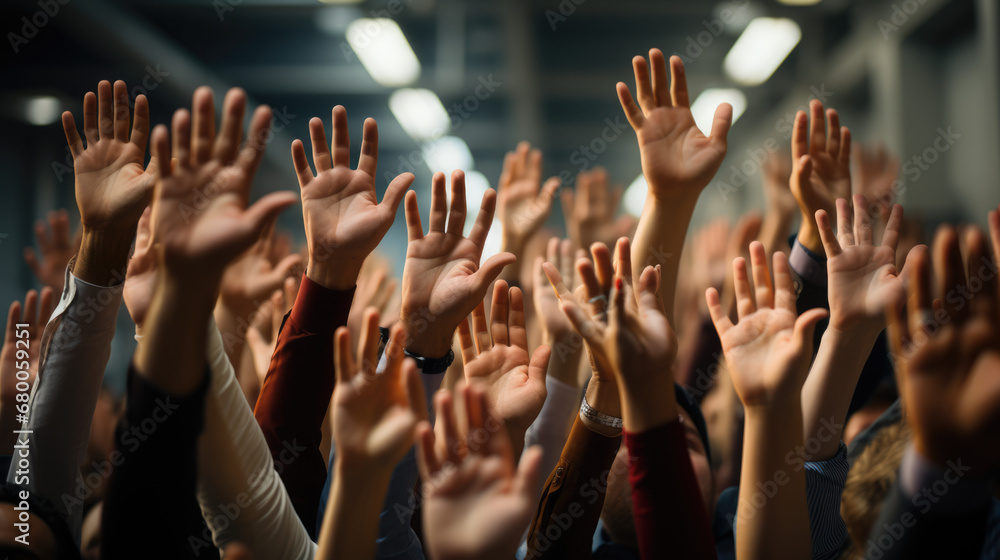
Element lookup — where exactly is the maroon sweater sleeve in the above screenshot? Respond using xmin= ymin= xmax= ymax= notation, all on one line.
xmin=624 ymin=420 xmax=717 ymax=560
xmin=253 ymin=275 xmax=354 ymax=538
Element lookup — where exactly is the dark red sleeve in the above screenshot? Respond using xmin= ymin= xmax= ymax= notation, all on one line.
xmin=624 ymin=421 xmax=717 ymax=560
xmin=253 ymin=275 xmax=354 ymax=538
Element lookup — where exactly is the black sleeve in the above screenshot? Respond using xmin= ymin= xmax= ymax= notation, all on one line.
xmin=101 ymin=362 xmax=213 ymax=560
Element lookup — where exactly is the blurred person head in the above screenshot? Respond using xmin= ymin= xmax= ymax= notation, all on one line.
xmin=842 ymin=384 xmax=896 ymax=446
xmin=841 ymin=419 xmax=910 ymax=558
xmin=0 ymin=484 xmax=79 ymax=560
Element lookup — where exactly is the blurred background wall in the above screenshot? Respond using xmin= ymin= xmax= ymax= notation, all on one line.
xmin=0 ymin=0 xmax=997 ymax=390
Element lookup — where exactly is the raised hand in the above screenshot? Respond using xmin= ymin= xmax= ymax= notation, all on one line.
xmin=219 ymin=224 xmax=303 ymax=317
xmin=246 ymin=285 xmax=292 ymax=387
xmin=416 ymin=385 xmax=542 ymax=560
xmin=23 ymin=209 xmax=81 ymax=292
xmin=888 ymin=225 xmax=1000 ymax=474
xmin=532 ymin=237 xmax=581 ymax=345
xmin=759 ymin=152 xmax=796 ymax=257
xmin=616 ymin=49 xmax=731 ymax=201
xmin=65 ymin=80 xmax=157 ymax=234
xmin=399 ymin=171 xmax=515 ymax=358
xmin=853 ymin=143 xmax=899 ymax=221
xmin=817 ymin=194 xmax=907 ymax=334
xmin=496 ymin=142 xmax=560 ymax=256
xmin=789 ymin=100 xmax=852 ymax=254
xmin=706 ymin=242 xmax=827 ymax=408
xmin=138 ymin=86 xmax=295 ymax=394
xmin=293 ymin=106 xmax=413 ymax=290
xmin=346 ymin=256 xmax=397 ymax=352
xmin=458 ymin=280 xmax=550 ymax=454
xmin=0 ymin=288 xmax=54 ymax=435
xmin=560 ymin=167 xmax=629 ymax=252
xmin=315 ymin=319 xmax=426 ymax=560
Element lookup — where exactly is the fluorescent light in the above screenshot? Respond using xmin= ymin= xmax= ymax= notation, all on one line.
xmin=346 ymin=18 xmax=420 ymax=87
xmin=723 ymin=18 xmax=801 ymax=86
xmin=691 ymin=89 xmax=747 ymax=136
xmin=777 ymin=0 xmax=821 ymax=4
xmin=422 ymin=136 xmax=473 ymax=174
xmin=389 ymin=88 xmax=449 ymax=140
xmin=25 ymin=96 xmax=60 ymax=126
xmin=623 ymin=174 xmax=647 ymax=217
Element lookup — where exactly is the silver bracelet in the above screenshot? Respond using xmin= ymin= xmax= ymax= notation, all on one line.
xmin=580 ymin=396 xmax=623 ymax=429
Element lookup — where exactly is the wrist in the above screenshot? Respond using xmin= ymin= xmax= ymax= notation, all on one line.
xmin=823 ymin=323 xmax=881 ymax=348
xmin=645 ymin=189 xmax=700 ymax=211
xmin=307 ymin=258 xmax=360 ymax=291
xmin=796 ymin=217 xmax=824 ymax=255
xmin=73 ymin=227 xmax=135 ymax=286
xmin=585 ymin=377 xmax=621 ymax=419
xmin=620 ymin=383 xmax=677 ymax=433
xmin=334 ymin=455 xmax=394 ymax=486
xmin=398 ymin=316 xmax=454 ymax=360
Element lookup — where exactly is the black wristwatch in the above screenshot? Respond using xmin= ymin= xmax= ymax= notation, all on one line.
xmin=379 ymin=327 xmax=455 ymax=374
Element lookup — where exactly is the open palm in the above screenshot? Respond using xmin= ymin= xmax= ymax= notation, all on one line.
xmin=459 ymin=282 xmax=549 ymax=434
xmin=707 ymin=243 xmax=827 ymax=408
xmin=790 ymin=100 xmax=851 ymax=218
xmin=496 ymin=142 xmax=559 ymax=248
xmin=292 ymin=107 xmax=411 ymax=280
xmin=617 ymin=50 xmax=731 ymax=197
xmin=400 ymin=171 xmax=514 ymax=358
xmin=65 ymin=80 xmax=157 ymax=232
xmin=818 ymin=195 xmax=908 ymax=332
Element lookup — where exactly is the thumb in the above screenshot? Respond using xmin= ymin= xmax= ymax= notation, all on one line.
xmin=527 ymin=344 xmax=551 ymax=386
xmin=793 ymin=308 xmax=828 ymax=355
xmin=473 ymin=252 xmax=517 ymax=294
xmin=513 ymin=445 xmax=544 ymax=505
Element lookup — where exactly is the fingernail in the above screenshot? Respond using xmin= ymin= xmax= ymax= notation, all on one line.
xmin=615 ymin=278 xmax=623 ymax=291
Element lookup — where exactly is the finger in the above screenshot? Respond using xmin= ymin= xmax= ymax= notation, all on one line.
xmin=112 ymin=80 xmax=131 ymax=142
xmin=649 ymin=49 xmax=671 ymax=108
xmin=357 ymin=117 xmax=379 ymax=176
xmin=308 ymin=117 xmax=332 ymax=172
xmin=5 ymin=301 xmax=21 ymax=345
xmin=446 ymin=170 xmax=467 ymax=236
xmin=668 ymin=55 xmax=689 ymax=108
xmin=271 ymin=288 xmax=285 ymax=336
xmin=808 ymin=99 xmax=826 ymax=155
xmin=909 ymin=242 xmax=933 ymax=337
xmin=964 ymin=227 xmax=997 ymax=319
xmin=471 ymin=300 xmax=490 ymax=353
xmin=578 ymin=257 xmax=602 ymax=305
xmin=815 ymin=209 xmax=842 ymax=257
xmin=632 ymin=55 xmax=655 ymax=113
xmin=22 ymin=248 xmax=40 ymax=279
xmin=97 ymin=80 xmax=114 ymax=140
xmin=608 ymin=275 xmax=628 ymax=334
xmin=933 ymin=227 xmax=962 ymax=310
xmin=616 ymin=82 xmax=644 ymax=130
xmin=151 ymin=124 xmax=171 ymax=179
xmin=490 ymin=280 xmax=510 ymax=347
xmin=836 ymin=198 xmax=855 ymax=247
xmin=733 ymin=257 xmax=755 ymax=320
xmin=291 ymin=140 xmax=314 ymax=186
xmin=357 ymin=308 xmax=381 ymax=377
xmin=415 ymin=421 xmax=439 ymax=481
xmin=436 ymin=390 xmax=462 ymax=464
xmin=772 ymin=252 xmax=796 ymax=314
xmin=428 ymin=172 xmax=448 ymax=233
xmin=334 ymin=327 xmax=355 ymax=385
xmin=527 ymin=148 xmax=542 ymax=187
xmin=512 ymin=142 xmax=528 ymax=181
xmin=559 ymin=239 xmax=574 ymax=290
xmin=613 ymin=236 xmax=633 ymax=289
xmin=881 ymin=204 xmax=904 ymax=253
xmin=791 ymin=111 xmax=808 ymax=160
xmin=171 ymin=109 xmax=191 ymax=170
xmin=463 ymin=385 xmax=485 ymax=454
xmin=705 ymin=287 xmax=733 ymax=336
xmin=383 ymin=173 xmax=414 ymax=222
xmin=331 ymin=105 xmax=351 ymax=168
xmin=214 ymin=88 xmax=246 ymax=165
xmin=709 ymin=103 xmax=733 ymax=146
xmin=748 ymin=241 xmax=773 ymax=310
xmin=527 ymin=344 xmax=550 ymax=387
xmin=825 ymin=109 xmax=841 ymax=159
xmin=62 ymin=111 xmax=84 ymax=158
xmin=854 ymin=194 xmax=873 ymax=246
xmin=130 ymin=94 xmax=151 ymax=151
xmin=468 ymin=189 xmax=498 ymax=249
xmin=838 ymin=127 xmax=853 ymax=169
xmin=590 ymin=242 xmax=614 ymax=292
xmin=498 ymin=151 xmax=515 ymax=188
xmin=508 ymin=286 xmax=528 ymax=350
xmin=236 ymin=105 xmax=273 ymax=177
xmin=191 ymin=86 xmax=216 ymax=165
xmin=537 ymin=177 xmax=560 ymax=216
xmin=82 ymin=90 xmax=98 ymax=145
xmin=51 ymin=210 xmax=70 ymax=248
xmin=457 ymin=317 xmax=477 ymax=364
xmin=793 ymin=308 xmax=829 ymax=357
xmin=404 ymin=191 xmax=424 ymax=241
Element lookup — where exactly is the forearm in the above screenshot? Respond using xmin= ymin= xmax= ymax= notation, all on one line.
xmin=137 ymin=277 xmax=214 ymax=395
xmin=524 ymin=375 xmax=581 ymax=493
xmin=631 ymin=195 xmax=698 ymax=324
xmin=795 ymin=211 xmax=824 ymax=255
xmin=624 ymin=419 xmax=716 ymax=560
xmin=253 ymin=275 xmax=354 ymax=536
xmin=316 ymin=464 xmax=393 ymax=560
xmin=800 ymin=326 xmax=879 ymax=461
xmin=7 ymin=270 xmax=123 ymax=541
xmin=737 ymin=404 xmax=811 ymax=560
xmin=758 ymin=210 xmax=793 ymax=259
xmin=101 ymin=363 xmax=209 ymax=559
xmin=72 ymin=228 xmax=133 ymax=286
xmin=213 ymin=300 xmax=249 ymax=374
